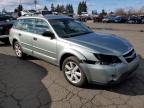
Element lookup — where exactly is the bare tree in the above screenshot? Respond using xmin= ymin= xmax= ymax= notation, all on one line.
xmin=138 ymin=6 xmax=144 ymax=15
xmin=127 ymin=7 xmax=137 ymax=16
xmin=115 ymin=8 xmax=126 ymax=16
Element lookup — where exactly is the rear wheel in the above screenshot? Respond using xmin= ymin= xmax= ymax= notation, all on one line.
xmin=14 ymin=41 xmax=27 ymax=59
xmin=62 ymin=56 xmax=87 ymax=87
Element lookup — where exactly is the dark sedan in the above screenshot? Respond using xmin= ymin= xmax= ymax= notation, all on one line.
xmin=102 ymin=16 xmax=116 ymax=23
xmin=114 ymin=16 xmax=127 ymax=23
xmin=0 ymin=15 xmax=16 ymax=44
xmin=127 ymin=16 xmax=141 ymax=24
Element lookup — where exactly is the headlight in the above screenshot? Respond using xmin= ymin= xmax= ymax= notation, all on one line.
xmin=94 ymin=54 xmax=121 ymax=65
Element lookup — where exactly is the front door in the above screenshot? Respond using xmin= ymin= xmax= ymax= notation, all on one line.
xmin=32 ymin=18 xmax=57 ymax=64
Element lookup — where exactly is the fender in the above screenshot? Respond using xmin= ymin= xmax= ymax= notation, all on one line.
xmin=58 ymin=48 xmax=87 ymax=65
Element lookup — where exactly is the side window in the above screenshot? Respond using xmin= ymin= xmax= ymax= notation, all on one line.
xmin=14 ymin=19 xmax=35 ymax=33
xmin=23 ymin=19 xmax=35 ymax=33
xmin=14 ymin=19 xmax=24 ymax=30
xmin=35 ymin=19 xmax=50 ymax=35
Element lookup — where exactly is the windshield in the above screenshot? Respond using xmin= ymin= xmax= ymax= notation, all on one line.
xmin=49 ymin=18 xmax=93 ymax=38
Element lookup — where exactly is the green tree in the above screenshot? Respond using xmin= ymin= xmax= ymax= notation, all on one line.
xmin=44 ymin=6 xmax=48 ymax=10
xmin=92 ymin=10 xmax=97 ymax=15
xmin=100 ymin=9 xmax=107 ymax=16
xmin=77 ymin=2 xmax=82 ymax=14
xmin=82 ymin=1 xmax=87 ymax=12
xmin=55 ymin=4 xmax=61 ymax=13
xmin=14 ymin=8 xmax=18 ymax=13
xmin=51 ymin=3 xmax=55 ymax=12
xmin=66 ymin=4 xmax=74 ymax=14
xmin=18 ymin=4 xmax=23 ymax=11
xmin=60 ymin=5 xmax=65 ymax=13
xmin=66 ymin=4 xmax=69 ymax=13
xmin=2 ymin=8 xmax=7 ymax=14
xmin=70 ymin=4 xmax=74 ymax=14
xmin=77 ymin=1 xmax=87 ymax=15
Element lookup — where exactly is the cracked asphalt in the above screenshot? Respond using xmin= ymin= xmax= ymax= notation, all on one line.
xmin=0 ymin=23 xmax=144 ymax=108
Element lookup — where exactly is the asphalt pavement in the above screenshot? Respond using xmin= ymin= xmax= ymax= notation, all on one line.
xmin=0 ymin=23 xmax=144 ymax=108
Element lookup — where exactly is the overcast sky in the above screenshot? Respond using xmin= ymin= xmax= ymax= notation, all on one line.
xmin=0 ymin=0 xmax=144 ymax=13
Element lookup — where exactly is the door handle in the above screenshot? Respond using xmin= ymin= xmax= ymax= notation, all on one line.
xmin=33 ymin=37 xmax=37 ymax=41
xmin=18 ymin=33 xmax=21 ymax=36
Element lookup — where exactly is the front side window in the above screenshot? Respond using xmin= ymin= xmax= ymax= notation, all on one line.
xmin=35 ymin=19 xmax=50 ymax=35
xmin=49 ymin=18 xmax=93 ymax=38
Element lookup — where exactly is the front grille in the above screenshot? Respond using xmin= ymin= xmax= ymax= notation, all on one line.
xmin=123 ymin=49 xmax=136 ymax=63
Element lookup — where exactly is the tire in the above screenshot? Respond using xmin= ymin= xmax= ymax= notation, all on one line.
xmin=62 ymin=56 xmax=87 ymax=87
xmin=14 ymin=41 xmax=27 ymax=59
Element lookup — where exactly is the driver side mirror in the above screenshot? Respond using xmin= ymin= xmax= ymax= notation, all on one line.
xmin=42 ymin=31 xmax=55 ymax=39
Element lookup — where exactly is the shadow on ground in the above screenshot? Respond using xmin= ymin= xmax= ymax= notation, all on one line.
xmin=0 ymin=42 xmax=11 ymax=47
xmin=0 ymin=54 xmax=51 ymax=108
xmin=85 ymin=56 xmax=144 ymax=96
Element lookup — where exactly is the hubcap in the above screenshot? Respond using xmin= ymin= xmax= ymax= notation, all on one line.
xmin=64 ymin=61 xmax=82 ymax=84
xmin=15 ymin=43 xmax=22 ymax=57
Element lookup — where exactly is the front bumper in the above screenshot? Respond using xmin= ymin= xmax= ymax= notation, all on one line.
xmin=80 ymin=55 xmax=139 ymax=84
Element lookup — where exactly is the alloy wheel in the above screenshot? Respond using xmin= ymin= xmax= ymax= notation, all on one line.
xmin=14 ymin=42 xmax=22 ymax=57
xmin=64 ymin=61 xmax=82 ymax=84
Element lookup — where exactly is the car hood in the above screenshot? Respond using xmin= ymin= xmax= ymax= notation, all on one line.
xmin=65 ymin=32 xmax=133 ymax=56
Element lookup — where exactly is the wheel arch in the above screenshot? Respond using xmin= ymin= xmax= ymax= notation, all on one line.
xmin=59 ymin=50 xmax=86 ymax=71
xmin=12 ymin=38 xmax=18 ymax=49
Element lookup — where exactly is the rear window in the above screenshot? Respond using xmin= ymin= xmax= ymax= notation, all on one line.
xmin=13 ymin=18 xmax=35 ymax=33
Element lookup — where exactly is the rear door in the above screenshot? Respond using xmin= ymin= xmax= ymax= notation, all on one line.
xmin=14 ymin=18 xmax=35 ymax=55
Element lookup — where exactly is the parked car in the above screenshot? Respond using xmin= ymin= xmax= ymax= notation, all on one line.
xmin=139 ymin=16 xmax=144 ymax=23
xmin=93 ymin=15 xmax=103 ymax=22
xmin=114 ymin=16 xmax=127 ymax=23
xmin=142 ymin=18 xmax=144 ymax=23
xmin=127 ymin=16 xmax=141 ymax=24
xmin=9 ymin=15 xmax=139 ymax=87
xmin=102 ymin=16 xmax=115 ymax=23
xmin=77 ymin=16 xmax=87 ymax=22
xmin=0 ymin=15 xmax=16 ymax=44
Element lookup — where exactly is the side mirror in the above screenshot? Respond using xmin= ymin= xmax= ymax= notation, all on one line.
xmin=42 ymin=31 xmax=55 ymax=39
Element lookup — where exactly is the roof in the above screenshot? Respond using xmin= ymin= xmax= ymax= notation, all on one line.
xmin=44 ymin=15 xmax=72 ymax=20
xmin=18 ymin=15 xmax=72 ymax=20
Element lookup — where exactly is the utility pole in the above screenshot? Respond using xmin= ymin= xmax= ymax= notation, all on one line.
xmin=19 ymin=0 xmax=21 ymax=4
xmin=34 ymin=0 xmax=37 ymax=10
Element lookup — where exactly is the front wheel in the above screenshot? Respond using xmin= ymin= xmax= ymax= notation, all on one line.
xmin=14 ymin=41 xmax=27 ymax=59
xmin=62 ymin=56 xmax=87 ymax=87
